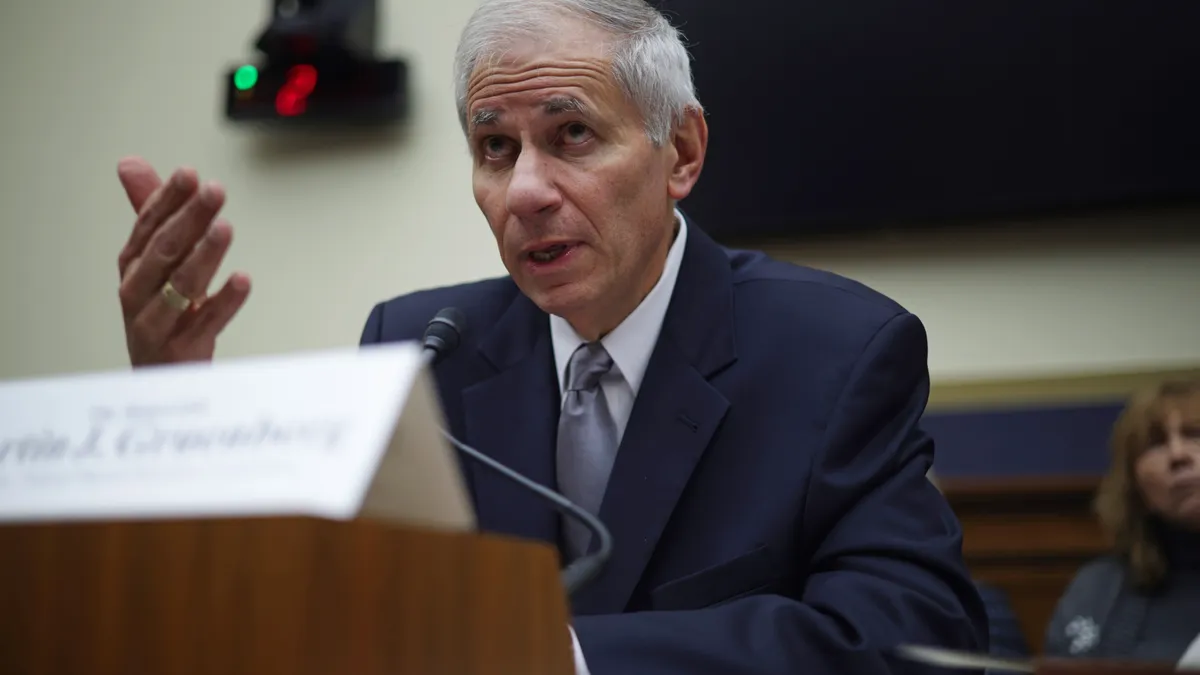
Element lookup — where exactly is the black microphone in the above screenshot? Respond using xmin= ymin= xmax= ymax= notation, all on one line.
xmin=420 ymin=307 xmax=614 ymax=597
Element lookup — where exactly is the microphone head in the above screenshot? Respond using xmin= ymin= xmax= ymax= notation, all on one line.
xmin=422 ymin=307 xmax=466 ymax=360
xmin=433 ymin=307 xmax=466 ymax=333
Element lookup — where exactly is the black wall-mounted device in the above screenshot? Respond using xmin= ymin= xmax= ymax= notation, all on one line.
xmin=223 ymin=0 xmax=408 ymax=126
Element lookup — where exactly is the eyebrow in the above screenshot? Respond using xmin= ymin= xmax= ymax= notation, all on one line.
xmin=471 ymin=108 xmax=501 ymax=129
xmin=469 ymin=96 xmax=590 ymax=132
xmin=543 ymin=96 xmax=587 ymax=116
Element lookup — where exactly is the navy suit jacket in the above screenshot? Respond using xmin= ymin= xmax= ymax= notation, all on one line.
xmin=976 ymin=582 xmax=1030 ymax=658
xmin=359 ymin=223 xmax=988 ymax=674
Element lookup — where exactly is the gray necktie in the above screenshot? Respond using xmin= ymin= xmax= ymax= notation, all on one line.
xmin=556 ymin=342 xmax=619 ymax=559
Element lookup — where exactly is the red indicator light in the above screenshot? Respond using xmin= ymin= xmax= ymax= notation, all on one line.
xmin=275 ymin=64 xmax=319 ymax=117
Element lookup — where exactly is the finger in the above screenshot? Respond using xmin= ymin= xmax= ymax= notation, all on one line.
xmin=120 ymin=182 xmax=225 ymax=316
xmin=170 ymin=219 xmax=234 ymax=302
xmin=116 ymin=158 xmax=167 ymax=277
xmin=118 ymin=167 xmax=200 ymax=278
xmin=176 ymin=273 xmax=252 ymax=346
xmin=127 ymin=219 xmax=235 ymax=347
xmin=116 ymin=156 xmax=163 ymax=213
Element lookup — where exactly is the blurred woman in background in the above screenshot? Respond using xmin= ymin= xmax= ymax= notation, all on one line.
xmin=1045 ymin=377 xmax=1200 ymax=663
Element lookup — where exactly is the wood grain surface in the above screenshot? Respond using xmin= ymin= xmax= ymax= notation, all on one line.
xmin=0 ymin=517 xmax=573 ymax=675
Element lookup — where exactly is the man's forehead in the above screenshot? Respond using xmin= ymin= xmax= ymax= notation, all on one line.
xmin=466 ymin=52 xmax=621 ymax=132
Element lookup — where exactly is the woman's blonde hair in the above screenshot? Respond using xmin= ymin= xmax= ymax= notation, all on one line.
xmin=1094 ymin=377 xmax=1200 ymax=591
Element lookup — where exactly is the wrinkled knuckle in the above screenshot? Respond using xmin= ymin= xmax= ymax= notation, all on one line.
xmin=132 ymin=208 xmax=161 ymax=238
xmin=195 ymin=233 xmax=222 ymax=259
xmin=153 ymin=237 xmax=182 ymax=262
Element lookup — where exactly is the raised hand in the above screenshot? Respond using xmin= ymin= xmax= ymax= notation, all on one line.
xmin=116 ymin=157 xmax=252 ymax=367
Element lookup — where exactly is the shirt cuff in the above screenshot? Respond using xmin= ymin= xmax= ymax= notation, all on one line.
xmin=569 ymin=624 xmax=590 ymax=675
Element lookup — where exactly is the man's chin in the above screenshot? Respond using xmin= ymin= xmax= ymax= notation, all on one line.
xmin=524 ymin=281 xmax=595 ymax=321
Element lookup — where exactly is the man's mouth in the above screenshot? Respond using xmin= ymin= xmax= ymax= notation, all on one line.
xmin=528 ymin=243 xmax=572 ymax=263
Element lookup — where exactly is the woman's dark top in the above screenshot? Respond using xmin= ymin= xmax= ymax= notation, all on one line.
xmin=1044 ymin=521 xmax=1200 ymax=663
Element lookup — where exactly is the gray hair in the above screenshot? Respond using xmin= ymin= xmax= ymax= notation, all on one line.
xmin=452 ymin=0 xmax=702 ymax=147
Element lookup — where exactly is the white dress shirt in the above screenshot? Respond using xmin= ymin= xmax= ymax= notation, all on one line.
xmin=551 ymin=210 xmax=688 ymax=674
xmin=549 ymin=210 xmax=688 ymax=436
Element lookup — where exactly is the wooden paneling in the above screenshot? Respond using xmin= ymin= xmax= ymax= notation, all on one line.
xmin=943 ymin=476 xmax=1108 ymax=655
xmin=0 ymin=517 xmax=573 ymax=675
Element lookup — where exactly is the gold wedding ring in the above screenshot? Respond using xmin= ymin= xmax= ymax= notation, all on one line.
xmin=160 ymin=281 xmax=192 ymax=312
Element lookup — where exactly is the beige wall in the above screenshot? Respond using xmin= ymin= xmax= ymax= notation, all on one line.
xmin=772 ymin=213 xmax=1200 ymax=384
xmin=1 ymin=0 xmax=1197 ymax=383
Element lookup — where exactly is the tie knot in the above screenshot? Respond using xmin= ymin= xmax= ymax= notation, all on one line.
xmin=565 ymin=342 xmax=613 ymax=392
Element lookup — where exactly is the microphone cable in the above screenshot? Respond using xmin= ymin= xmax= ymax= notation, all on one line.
xmin=419 ymin=307 xmax=613 ymax=596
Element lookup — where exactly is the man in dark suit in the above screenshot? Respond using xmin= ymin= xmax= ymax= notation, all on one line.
xmin=111 ymin=0 xmax=987 ymax=672
xmin=359 ymin=217 xmax=989 ymax=673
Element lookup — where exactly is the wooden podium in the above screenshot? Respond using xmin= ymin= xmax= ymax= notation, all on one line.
xmin=0 ymin=516 xmax=574 ymax=675
xmin=1037 ymin=660 xmax=1190 ymax=675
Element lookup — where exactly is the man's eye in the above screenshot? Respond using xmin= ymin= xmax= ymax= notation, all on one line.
xmin=481 ymin=136 xmax=514 ymax=159
xmin=561 ymin=123 xmax=593 ymax=145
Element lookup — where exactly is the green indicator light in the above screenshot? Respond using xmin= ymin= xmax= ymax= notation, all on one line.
xmin=234 ymin=65 xmax=258 ymax=91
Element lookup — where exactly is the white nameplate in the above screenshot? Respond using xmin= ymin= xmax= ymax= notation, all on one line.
xmin=0 ymin=342 xmax=476 ymax=532
xmin=1181 ymin=632 xmax=1200 ymax=669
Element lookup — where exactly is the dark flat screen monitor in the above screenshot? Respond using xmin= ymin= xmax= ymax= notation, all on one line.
xmin=651 ymin=0 xmax=1200 ymax=242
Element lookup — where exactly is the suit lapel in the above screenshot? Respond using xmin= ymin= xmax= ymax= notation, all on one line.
xmin=570 ymin=223 xmax=738 ymax=615
xmin=461 ymin=293 xmax=562 ymax=547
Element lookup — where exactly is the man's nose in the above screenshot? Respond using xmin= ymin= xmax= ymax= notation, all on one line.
xmin=506 ymin=148 xmax=562 ymax=218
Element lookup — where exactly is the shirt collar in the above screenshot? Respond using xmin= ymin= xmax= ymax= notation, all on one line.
xmin=550 ymin=209 xmax=688 ymax=395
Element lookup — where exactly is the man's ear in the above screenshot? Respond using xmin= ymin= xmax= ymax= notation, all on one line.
xmin=667 ymin=107 xmax=708 ymax=201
